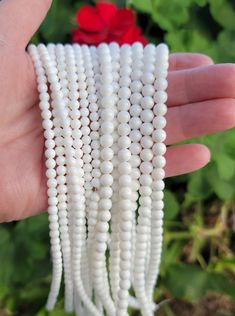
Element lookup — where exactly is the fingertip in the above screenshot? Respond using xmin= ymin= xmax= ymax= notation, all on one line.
xmin=165 ymin=143 xmax=211 ymax=177
xmin=193 ymin=144 xmax=211 ymax=167
xmin=169 ymin=53 xmax=214 ymax=71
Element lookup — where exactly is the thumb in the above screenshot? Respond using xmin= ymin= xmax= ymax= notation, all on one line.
xmin=0 ymin=0 xmax=52 ymax=48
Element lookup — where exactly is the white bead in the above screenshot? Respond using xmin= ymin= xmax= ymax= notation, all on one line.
xmin=130 ymin=104 xmax=142 ymax=117
xmin=142 ymin=84 xmax=155 ymax=97
xmin=153 ymin=156 xmax=166 ymax=168
xmin=154 ymin=91 xmax=168 ymax=103
xmin=129 ymin=117 xmax=141 ymax=129
xmin=152 ymin=129 xmax=166 ymax=142
xmin=118 ymin=136 xmax=131 ymax=149
xmin=100 ymin=134 xmax=114 ymax=147
xmin=130 ymin=143 xmax=141 ymax=155
xmin=118 ymin=111 xmax=130 ymax=123
xmin=140 ymin=123 xmax=153 ymax=136
xmin=118 ymin=87 xmax=131 ymax=99
xmin=140 ymin=96 xmax=154 ymax=109
xmin=152 ymin=168 xmax=165 ymax=180
xmin=101 ymin=122 xmax=114 ymax=134
xmin=152 ymin=143 xmax=167 ymax=155
xmin=140 ymin=162 xmax=153 ymax=174
xmin=130 ymin=130 xmax=141 ymax=142
xmin=153 ymin=116 xmax=167 ymax=129
xmin=130 ymin=81 xmax=142 ymax=93
xmin=100 ymin=161 xmax=113 ymax=174
xmin=130 ymin=92 xmax=142 ymax=104
xmin=140 ymin=149 xmax=153 ymax=162
xmin=118 ymin=123 xmax=131 ymax=136
xmin=141 ymin=72 xmax=154 ymax=85
xmin=118 ymin=149 xmax=131 ymax=162
xmin=140 ymin=136 xmax=153 ymax=149
xmin=154 ymin=78 xmax=168 ymax=90
xmin=140 ymin=109 xmax=154 ymax=123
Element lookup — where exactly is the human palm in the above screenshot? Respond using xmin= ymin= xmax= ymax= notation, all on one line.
xmin=1 ymin=0 xmax=235 ymax=222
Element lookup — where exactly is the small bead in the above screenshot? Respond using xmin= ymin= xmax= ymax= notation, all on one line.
xmin=140 ymin=123 xmax=153 ymax=136
xmin=118 ymin=111 xmax=130 ymax=123
xmin=153 ymin=116 xmax=167 ymax=129
xmin=154 ymin=91 xmax=168 ymax=103
xmin=130 ymin=80 xmax=142 ymax=93
xmin=141 ymin=96 xmax=154 ymax=111
xmin=154 ymin=78 xmax=168 ymax=90
xmin=140 ymin=149 xmax=153 ymax=161
xmin=142 ymin=84 xmax=155 ymax=97
xmin=140 ymin=109 xmax=154 ymax=123
xmin=130 ymin=104 xmax=142 ymax=117
xmin=118 ymin=136 xmax=131 ymax=149
xmin=152 ymin=143 xmax=167 ymax=155
xmin=140 ymin=161 xmax=153 ymax=174
xmin=152 ymin=129 xmax=166 ymax=142
xmin=118 ymin=87 xmax=131 ymax=99
xmin=153 ymin=156 xmax=166 ymax=168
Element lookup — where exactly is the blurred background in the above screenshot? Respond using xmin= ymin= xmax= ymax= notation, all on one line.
xmin=1 ymin=0 xmax=235 ymax=315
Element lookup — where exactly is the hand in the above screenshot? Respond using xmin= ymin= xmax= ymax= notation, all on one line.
xmin=1 ymin=0 xmax=235 ymax=222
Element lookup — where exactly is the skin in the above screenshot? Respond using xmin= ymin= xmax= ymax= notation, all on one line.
xmin=1 ymin=0 xmax=235 ymax=222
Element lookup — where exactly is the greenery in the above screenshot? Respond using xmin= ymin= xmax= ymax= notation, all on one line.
xmin=1 ymin=0 xmax=235 ymax=315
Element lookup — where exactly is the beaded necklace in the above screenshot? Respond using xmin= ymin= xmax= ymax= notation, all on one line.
xmin=28 ymin=42 xmax=169 ymax=316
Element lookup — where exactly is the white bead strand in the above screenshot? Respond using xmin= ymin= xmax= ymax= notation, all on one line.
xmin=146 ymin=44 xmax=169 ymax=301
xmin=116 ymin=44 xmax=133 ymax=316
xmin=109 ymin=42 xmax=121 ymax=305
xmin=89 ymin=45 xmax=105 ymax=314
xmin=53 ymin=43 xmax=74 ymax=313
xmin=129 ymin=42 xmax=144 ymax=288
xmin=133 ymin=44 xmax=156 ymax=316
xmin=72 ymin=44 xmax=102 ymax=316
xmin=92 ymin=43 xmax=116 ymax=316
xmin=28 ymin=44 xmax=63 ymax=311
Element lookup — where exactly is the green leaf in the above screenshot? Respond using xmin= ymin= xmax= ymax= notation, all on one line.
xmin=164 ymin=263 xmax=235 ymax=302
xmin=209 ymin=0 xmax=235 ymax=31
xmin=216 ymin=30 xmax=235 ymax=62
xmin=38 ymin=0 xmax=75 ymax=43
xmin=164 ymin=190 xmax=180 ymax=221
xmin=187 ymin=170 xmax=212 ymax=202
xmin=205 ymin=163 xmax=235 ymax=201
xmin=130 ymin=0 xmax=153 ymax=13
xmin=152 ymin=0 xmax=190 ymax=31
xmin=215 ymin=153 xmax=235 ymax=180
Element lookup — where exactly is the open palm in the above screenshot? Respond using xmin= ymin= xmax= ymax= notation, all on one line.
xmin=1 ymin=0 xmax=235 ymax=222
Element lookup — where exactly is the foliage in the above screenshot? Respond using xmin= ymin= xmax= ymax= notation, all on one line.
xmin=1 ymin=0 xmax=235 ymax=315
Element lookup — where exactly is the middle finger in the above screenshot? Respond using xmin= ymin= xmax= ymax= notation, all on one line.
xmin=167 ymin=64 xmax=235 ymax=107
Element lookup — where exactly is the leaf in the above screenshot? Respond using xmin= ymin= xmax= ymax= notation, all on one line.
xmin=152 ymin=0 xmax=190 ymax=31
xmin=39 ymin=0 xmax=75 ymax=43
xmin=187 ymin=170 xmax=212 ymax=201
xmin=0 ymin=226 xmax=14 ymax=288
xmin=130 ymin=0 xmax=153 ymax=14
xmin=205 ymin=163 xmax=235 ymax=201
xmin=164 ymin=263 xmax=235 ymax=302
xmin=209 ymin=0 xmax=235 ymax=31
xmin=216 ymin=30 xmax=235 ymax=62
xmin=163 ymin=190 xmax=180 ymax=221
xmin=215 ymin=153 xmax=235 ymax=180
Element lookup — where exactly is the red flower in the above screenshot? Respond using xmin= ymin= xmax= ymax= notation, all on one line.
xmin=72 ymin=2 xmax=147 ymax=46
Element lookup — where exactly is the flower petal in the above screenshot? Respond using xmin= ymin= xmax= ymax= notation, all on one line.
xmin=116 ymin=26 xmax=147 ymax=45
xmin=96 ymin=2 xmax=117 ymax=27
xmin=76 ymin=5 xmax=104 ymax=32
xmin=72 ymin=29 xmax=108 ymax=45
xmin=110 ymin=8 xmax=135 ymax=34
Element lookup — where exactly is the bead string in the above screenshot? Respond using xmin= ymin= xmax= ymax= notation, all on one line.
xmin=28 ymin=42 xmax=169 ymax=316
